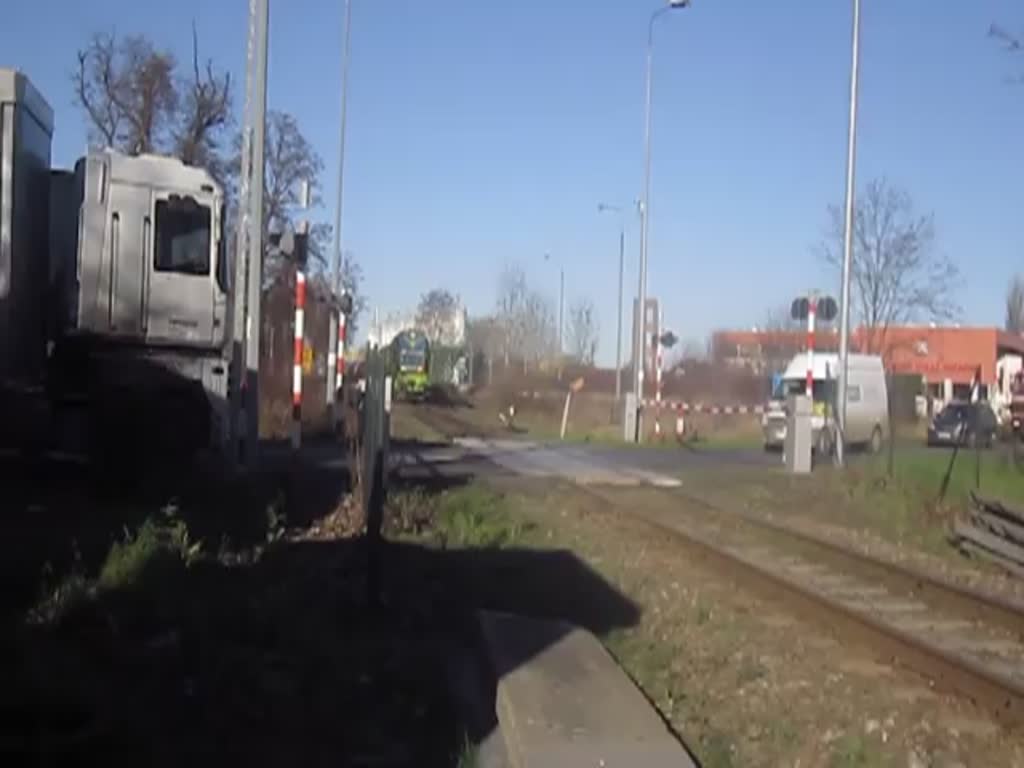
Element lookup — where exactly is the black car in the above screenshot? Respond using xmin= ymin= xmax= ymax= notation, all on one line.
xmin=927 ymin=402 xmax=998 ymax=448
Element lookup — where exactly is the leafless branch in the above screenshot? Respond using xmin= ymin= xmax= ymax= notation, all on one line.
xmin=416 ymin=289 xmax=461 ymax=346
xmin=71 ymin=31 xmax=176 ymax=155
xmin=72 ymin=33 xmax=122 ymax=149
xmin=567 ymin=298 xmax=599 ymax=365
xmin=174 ymin=22 xmax=233 ymax=180
xmin=990 ymin=24 xmax=1022 ymax=52
xmin=820 ymin=178 xmax=960 ymax=354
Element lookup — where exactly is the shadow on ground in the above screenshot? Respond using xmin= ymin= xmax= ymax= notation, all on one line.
xmin=0 ymin=439 xmax=639 ymax=766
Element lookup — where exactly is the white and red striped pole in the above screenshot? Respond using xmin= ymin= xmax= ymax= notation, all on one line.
xmin=806 ymin=297 xmax=817 ymax=398
xmin=335 ymin=312 xmax=346 ymax=395
xmin=291 ymin=270 xmax=306 ymax=450
xmin=654 ymin=316 xmax=664 ymax=440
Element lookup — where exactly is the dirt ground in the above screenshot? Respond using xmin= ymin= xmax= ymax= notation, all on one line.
xmin=482 ymin=480 xmax=1024 ymax=768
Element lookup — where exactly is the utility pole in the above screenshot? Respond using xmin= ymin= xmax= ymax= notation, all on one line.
xmin=244 ymin=0 xmax=269 ymax=465
xmin=637 ymin=2 xmax=687 ymax=436
xmin=233 ymin=0 xmax=270 ymax=466
xmin=331 ymin=0 xmax=353 ymax=298
xmin=597 ymin=203 xmax=626 ymax=404
xmin=328 ymin=0 xmax=353 ymax=423
xmin=616 ymin=228 xmax=624 ymax=402
xmin=836 ymin=0 xmax=862 ymax=467
xmin=230 ymin=0 xmax=256 ymax=463
xmin=558 ymin=267 xmax=565 ymax=355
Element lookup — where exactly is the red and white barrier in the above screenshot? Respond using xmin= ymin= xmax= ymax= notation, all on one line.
xmin=292 ymin=270 xmax=306 ymax=449
xmin=642 ymin=400 xmax=765 ymax=416
xmin=654 ymin=327 xmax=663 ymax=439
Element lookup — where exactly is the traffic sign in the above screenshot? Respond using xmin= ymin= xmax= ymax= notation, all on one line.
xmin=791 ymin=295 xmax=837 ymax=322
xmin=818 ymin=297 xmax=838 ymax=322
xmin=791 ymin=298 xmax=810 ymax=321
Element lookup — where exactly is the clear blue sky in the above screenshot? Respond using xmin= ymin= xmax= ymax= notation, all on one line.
xmin=4 ymin=0 xmax=1023 ymax=363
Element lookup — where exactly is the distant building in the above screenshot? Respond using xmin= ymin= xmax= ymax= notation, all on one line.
xmin=711 ymin=325 xmax=1024 ymax=411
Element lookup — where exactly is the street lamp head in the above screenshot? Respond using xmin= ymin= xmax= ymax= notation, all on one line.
xmin=668 ymin=0 xmax=691 ymax=7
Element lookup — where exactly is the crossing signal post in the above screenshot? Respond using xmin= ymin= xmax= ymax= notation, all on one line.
xmin=791 ymin=293 xmax=839 ymax=455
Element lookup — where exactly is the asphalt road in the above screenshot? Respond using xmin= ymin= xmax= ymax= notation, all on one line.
xmin=387 ymin=436 xmax=780 ymax=488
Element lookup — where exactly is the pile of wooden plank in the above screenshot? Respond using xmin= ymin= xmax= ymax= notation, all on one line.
xmin=952 ymin=493 xmax=1024 ymax=577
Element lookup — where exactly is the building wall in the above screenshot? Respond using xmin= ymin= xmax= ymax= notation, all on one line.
xmin=869 ymin=327 xmax=995 ymax=385
xmin=713 ymin=326 xmax=1000 ymax=385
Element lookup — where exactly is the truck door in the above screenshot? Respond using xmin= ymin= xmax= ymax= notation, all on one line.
xmin=107 ymin=180 xmax=147 ymax=338
xmin=146 ymin=192 xmax=215 ymax=346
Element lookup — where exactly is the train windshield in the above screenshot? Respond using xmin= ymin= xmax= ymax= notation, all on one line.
xmin=398 ymin=334 xmax=427 ymax=370
xmin=155 ymin=195 xmax=211 ymax=276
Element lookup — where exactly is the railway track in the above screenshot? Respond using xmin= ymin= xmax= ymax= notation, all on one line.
xmin=403 ymin=408 xmax=1024 ymax=727
xmin=407 ymin=403 xmax=503 ymax=440
xmin=575 ymin=482 xmax=1024 ymax=729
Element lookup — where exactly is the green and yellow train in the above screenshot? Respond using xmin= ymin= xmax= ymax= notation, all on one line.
xmin=390 ymin=329 xmax=430 ymax=399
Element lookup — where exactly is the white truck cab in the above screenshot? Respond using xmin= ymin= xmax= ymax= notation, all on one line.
xmin=762 ymin=353 xmax=888 ymax=455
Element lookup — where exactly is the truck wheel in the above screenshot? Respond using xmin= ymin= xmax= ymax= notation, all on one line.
xmin=869 ymin=426 xmax=883 ymax=454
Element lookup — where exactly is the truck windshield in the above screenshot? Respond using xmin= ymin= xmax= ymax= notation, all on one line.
xmin=155 ymin=196 xmax=211 ymax=276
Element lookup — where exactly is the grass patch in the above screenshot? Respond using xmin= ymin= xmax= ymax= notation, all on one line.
xmin=863 ymin=448 xmax=1024 ymax=507
xmin=830 ymin=733 xmax=890 ymax=768
xmin=434 ymin=485 xmax=532 ymax=549
xmin=98 ymin=507 xmax=201 ymax=591
xmin=28 ymin=562 xmax=89 ymax=626
xmin=455 ymin=736 xmax=478 ymax=768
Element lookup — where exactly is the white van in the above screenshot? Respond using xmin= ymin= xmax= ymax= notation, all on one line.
xmin=762 ymin=353 xmax=888 ymax=455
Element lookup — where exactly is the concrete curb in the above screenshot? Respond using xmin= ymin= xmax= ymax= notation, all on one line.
xmin=478 ymin=611 xmax=696 ymax=768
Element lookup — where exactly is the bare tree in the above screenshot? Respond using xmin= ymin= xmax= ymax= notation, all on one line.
xmin=760 ymin=304 xmax=804 ymax=332
xmin=230 ymin=110 xmax=327 ymax=286
xmin=522 ymin=291 xmax=557 ymax=367
xmin=467 ymin=315 xmax=504 ymax=359
xmin=74 ymin=28 xmax=232 ymax=179
xmin=416 ymin=289 xmax=461 ymax=345
xmin=174 ymin=24 xmax=233 ymax=183
xmin=567 ymin=298 xmax=599 ymax=365
xmin=496 ymin=264 xmax=528 ymax=365
xmin=820 ymin=178 xmax=959 ymax=354
xmin=991 ymin=24 xmax=1023 ymax=84
xmin=74 ymin=32 xmax=178 ymax=155
xmin=1008 ymin=275 xmax=1024 ymax=333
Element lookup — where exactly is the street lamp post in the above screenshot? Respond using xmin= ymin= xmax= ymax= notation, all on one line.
xmin=636 ymin=0 xmax=689 ymax=438
xmin=544 ymin=253 xmax=565 ymax=359
xmin=836 ymin=0 xmax=862 ymax=467
xmin=598 ymin=203 xmax=626 ymax=404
